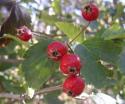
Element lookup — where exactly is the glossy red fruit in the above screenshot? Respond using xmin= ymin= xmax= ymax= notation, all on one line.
xmin=17 ymin=26 xmax=32 ymax=41
xmin=47 ymin=41 xmax=68 ymax=61
xmin=81 ymin=3 xmax=99 ymax=21
xmin=60 ymin=54 xmax=81 ymax=75
xmin=18 ymin=33 xmax=32 ymax=41
xmin=63 ymin=75 xmax=85 ymax=97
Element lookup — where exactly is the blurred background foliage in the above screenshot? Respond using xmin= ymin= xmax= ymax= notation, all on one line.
xmin=0 ymin=0 xmax=125 ymax=104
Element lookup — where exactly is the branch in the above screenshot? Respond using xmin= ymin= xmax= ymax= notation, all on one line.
xmin=35 ymin=85 xmax=62 ymax=95
xmin=32 ymin=31 xmax=66 ymax=38
xmin=0 ymin=57 xmax=23 ymax=64
xmin=32 ymin=30 xmax=97 ymax=39
xmin=0 ymin=85 xmax=62 ymax=100
xmin=0 ymin=93 xmax=20 ymax=100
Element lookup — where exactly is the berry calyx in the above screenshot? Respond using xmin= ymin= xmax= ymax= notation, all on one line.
xmin=47 ymin=41 xmax=68 ymax=61
xmin=81 ymin=3 xmax=99 ymax=21
xmin=17 ymin=26 xmax=32 ymax=41
xmin=60 ymin=54 xmax=82 ymax=75
xmin=63 ymin=75 xmax=85 ymax=97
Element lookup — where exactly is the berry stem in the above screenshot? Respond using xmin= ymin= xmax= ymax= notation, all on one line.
xmin=69 ymin=22 xmax=90 ymax=44
xmin=66 ymin=43 xmax=74 ymax=54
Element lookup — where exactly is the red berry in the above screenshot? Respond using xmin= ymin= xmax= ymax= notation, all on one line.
xmin=63 ymin=75 xmax=85 ymax=97
xmin=60 ymin=54 xmax=81 ymax=75
xmin=47 ymin=41 xmax=68 ymax=61
xmin=17 ymin=26 xmax=32 ymax=41
xmin=81 ymin=3 xmax=99 ymax=21
xmin=18 ymin=33 xmax=32 ymax=41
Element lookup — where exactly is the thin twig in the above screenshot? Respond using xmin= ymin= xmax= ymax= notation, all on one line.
xmin=32 ymin=31 xmax=66 ymax=38
xmin=0 ymin=57 xmax=23 ymax=64
xmin=66 ymin=43 xmax=74 ymax=54
xmin=35 ymin=85 xmax=62 ymax=95
xmin=0 ymin=85 xmax=62 ymax=100
xmin=65 ymin=22 xmax=90 ymax=54
xmin=0 ymin=93 xmax=20 ymax=100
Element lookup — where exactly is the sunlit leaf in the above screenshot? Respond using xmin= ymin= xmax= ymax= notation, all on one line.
xmin=56 ymin=22 xmax=84 ymax=43
xmin=101 ymin=24 xmax=125 ymax=40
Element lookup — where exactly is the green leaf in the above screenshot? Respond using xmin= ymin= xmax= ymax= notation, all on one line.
xmin=44 ymin=91 xmax=63 ymax=104
xmin=41 ymin=12 xmax=61 ymax=25
xmin=0 ymin=35 xmax=29 ymax=55
xmin=0 ymin=41 xmax=16 ymax=55
xmin=101 ymin=24 xmax=125 ymax=40
xmin=0 ymin=74 xmax=25 ymax=93
xmin=113 ymin=3 xmax=124 ymax=19
xmin=2 ymin=79 xmax=25 ymax=93
xmin=75 ymin=45 xmax=111 ymax=88
xmin=0 ymin=37 xmax=15 ymax=55
xmin=95 ymin=28 xmax=106 ymax=38
xmin=83 ymin=38 xmax=123 ymax=64
xmin=6 ymin=34 xmax=29 ymax=46
xmin=51 ymin=0 xmax=61 ymax=14
xmin=22 ymin=39 xmax=58 ymax=89
xmin=118 ymin=47 xmax=125 ymax=74
xmin=0 ymin=48 xmax=7 ymax=55
xmin=0 ymin=63 xmax=13 ymax=71
xmin=56 ymin=22 xmax=84 ymax=42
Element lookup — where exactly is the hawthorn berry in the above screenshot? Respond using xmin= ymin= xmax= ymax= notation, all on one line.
xmin=60 ymin=54 xmax=81 ymax=75
xmin=47 ymin=41 xmax=68 ymax=61
xmin=17 ymin=26 xmax=32 ymax=41
xmin=63 ymin=75 xmax=85 ymax=97
xmin=18 ymin=33 xmax=32 ymax=41
xmin=81 ymin=3 xmax=99 ymax=21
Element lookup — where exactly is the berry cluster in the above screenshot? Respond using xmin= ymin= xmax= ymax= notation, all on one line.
xmin=15 ymin=2 xmax=99 ymax=97
xmin=17 ymin=26 xmax=32 ymax=42
xmin=47 ymin=41 xmax=85 ymax=97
